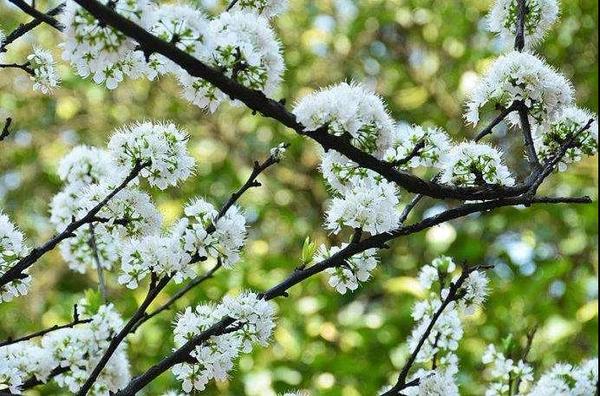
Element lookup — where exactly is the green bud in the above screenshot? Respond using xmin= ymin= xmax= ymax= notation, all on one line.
xmin=301 ymin=236 xmax=317 ymax=265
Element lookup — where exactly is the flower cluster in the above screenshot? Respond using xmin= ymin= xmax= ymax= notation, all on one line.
xmin=172 ymin=291 xmax=276 ymax=393
xmin=482 ymin=344 xmax=534 ymax=395
xmin=41 ymin=302 xmax=130 ymax=394
xmin=466 ymin=51 xmax=573 ymax=127
xmin=529 ymin=359 xmax=598 ymax=396
xmin=392 ymin=258 xmax=490 ymax=393
xmin=119 ymin=197 xmax=246 ymax=288
xmin=439 ymin=142 xmax=515 ymax=187
xmin=0 ymin=342 xmax=53 ymax=393
xmin=325 ymin=176 xmax=400 ymax=235
xmin=384 ymin=124 xmax=452 ymax=169
xmin=487 ymin=0 xmax=560 ymax=48
xmin=229 ymin=0 xmax=288 ymax=18
xmin=27 ymin=48 xmax=60 ymax=94
xmin=108 ymin=121 xmax=195 ymax=190
xmin=317 ymin=244 xmax=379 ymax=294
xmin=534 ymin=106 xmax=598 ymax=170
xmin=177 ymin=11 xmax=284 ymax=112
xmin=0 ymin=298 xmax=130 ymax=394
xmin=294 ymin=82 xmax=394 ymax=158
xmin=0 ymin=213 xmax=30 ymax=302
xmin=60 ymin=0 xmax=151 ymax=89
xmin=145 ymin=5 xmax=211 ymax=79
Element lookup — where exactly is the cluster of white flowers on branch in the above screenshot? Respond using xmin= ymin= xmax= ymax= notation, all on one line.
xmin=1 ymin=294 xmax=129 ymax=394
xmin=172 ymin=291 xmax=276 ymax=392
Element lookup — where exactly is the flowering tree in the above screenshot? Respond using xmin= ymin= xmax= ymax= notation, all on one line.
xmin=0 ymin=0 xmax=598 ymax=395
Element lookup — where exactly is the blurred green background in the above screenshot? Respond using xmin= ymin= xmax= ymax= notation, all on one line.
xmin=0 ymin=0 xmax=597 ymax=394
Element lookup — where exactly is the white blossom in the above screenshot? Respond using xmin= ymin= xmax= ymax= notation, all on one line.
xmin=172 ymin=292 xmax=276 ymax=392
xmin=529 ymin=359 xmax=598 ymax=396
xmin=118 ymin=235 xmax=192 ymax=288
xmin=145 ymin=4 xmax=212 ymax=77
xmin=60 ymin=0 xmax=152 ymax=88
xmin=534 ymin=106 xmax=598 ymax=171
xmin=417 ymin=256 xmax=457 ymax=291
xmin=440 ymin=142 xmax=515 ymax=187
xmin=0 ymin=342 xmax=53 ymax=393
xmin=0 ymin=213 xmax=30 ymax=303
xmin=172 ymin=198 xmax=247 ymax=268
xmin=384 ymin=123 xmax=452 ymax=169
xmin=108 ymin=121 xmax=195 ymax=189
xmin=458 ymin=270 xmax=489 ymax=315
xmin=177 ymin=11 xmax=284 ymax=112
xmin=27 ymin=48 xmax=60 ymax=94
xmin=229 ymin=0 xmax=288 ymax=18
xmin=59 ymin=226 xmax=120 ymax=274
xmin=317 ymin=244 xmax=379 ymax=294
xmin=416 ymin=370 xmax=459 ymax=396
xmin=293 ymin=82 xmax=395 ymax=157
xmin=41 ymin=301 xmax=130 ymax=394
xmin=466 ymin=51 xmax=573 ymax=127
xmin=488 ymin=0 xmax=560 ymax=48
xmin=482 ymin=344 xmax=534 ymax=395
xmin=57 ymin=146 xmax=116 ymax=186
xmin=325 ymin=176 xmax=400 ymax=235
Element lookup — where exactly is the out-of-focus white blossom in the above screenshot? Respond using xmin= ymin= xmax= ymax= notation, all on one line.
xmin=0 ymin=213 xmax=30 ymax=303
xmin=325 ymin=176 xmax=400 ymax=235
xmin=482 ymin=344 xmax=534 ymax=395
xmin=27 ymin=48 xmax=60 ymax=94
xmin=466 ymin=51 xmax=573 ymax=127
xmin=417 ymin=256 xmax=457 ymax=291
xmin=529 ymin=359 xmax=598 ymax=396
xmin=316 ymin=244 xmax=379 ymax=294
xmin=229 ymin=0 xmax=288 ymax=18
xmin=488 ymin=0 xmax=559 ymax=49
xmin=108 ymin=121 xmax=195 ymax=189
xmin=440 ymin=142 xmax=515 ymax=187
xmin=384 ymin=124 xmax=452 ymax=169
xmin=534 ymin=106 xmax=598 ymax=171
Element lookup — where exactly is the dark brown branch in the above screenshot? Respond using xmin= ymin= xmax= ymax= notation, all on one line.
xmin=115 ymin=194 xmax=591 ymax=395
xmin=0 ymin=3 xmax=64 ymax=51
xmin=7 ymin=0 xmax=64 ymax=31
xmin=382 ymin=265 xmax=491 ymax=395
xmin=0 ymin=62 xmax=34 ymax=75
xmin=87 ymin=223 xmax=107 ymax=301
xmin=515 ymin=101 xmax=542 ymax=172
xmin=76 ymin=148 xmax=283 ymax=394
xmin=129 ymin=261 xmax=223 ymax=333
xmin=1 ymin=117 xmax=12 ymax=141
xmin=0 ymin=162 xmax=146 ymax=288
xmin=0 ymin=317 xmax=91 ymax=348
xmin=388 ymin=139 xmax=425 ymax=167
xmin=474 ymin=102 xmax=519 ymax=142
xmin=71 ymin=0 xmax=544 ymax=202
xmin=515 ymin=0 xmax=527 ymax=51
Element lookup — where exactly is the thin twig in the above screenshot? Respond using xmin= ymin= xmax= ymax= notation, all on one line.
xmin=0 ymin=317 xmax=91 ymax=348
xmin=515 ymin=0 xmax=527 ymax=51
xmin=1 ymin=118 xmax=12 ymax=141
xmin=0 ymin=162 xmax=147 ymax=288
xmin=7 ymin=0 xmax=64 ymax=31
xmin=88 ymin=223 xmax=107 ymax=301
xmin=0 ymin=3 xmax=64 ymax=51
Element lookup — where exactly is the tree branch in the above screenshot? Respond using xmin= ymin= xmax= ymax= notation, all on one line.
xmin=6 ymin=0 xmax=64 ymax=31
xmin=0 ymin=3 xmax=64 ymax=52
xmin=114 ymin=193 xmax=591 ymax=394
xmin=0 ymin=317 xmax=91 ymax=348
xmin=0 ymin=117 xmax=12 ymax=141
xmin=515 ymin=0 xmax=527 ymax=51
xmin=0 ymin=162 xmax=147 ymax=289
